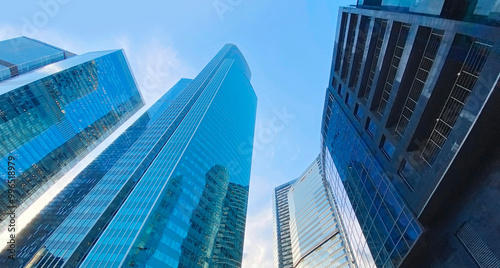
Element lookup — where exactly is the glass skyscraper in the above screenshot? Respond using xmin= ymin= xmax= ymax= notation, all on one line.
xmin=273 ymin=156 xmax=356 ymax=268
xmin=0 ymin=37 xmax=144 ymax=232
xmin=0 ymin=79 xmax=190 ymax=267
xmin=19 ymin=44 xmax=256 ymax=268
xmin=0 ymin=36 xmax=75 ymax=82
xmin=272 ymin=180 xmax=295 ymax=268
xmin=322 ymin=1 xmax=500 ymax=267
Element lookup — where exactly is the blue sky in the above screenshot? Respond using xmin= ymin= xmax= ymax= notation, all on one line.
xmin=0 ymin=0 xmax=355 ymax=265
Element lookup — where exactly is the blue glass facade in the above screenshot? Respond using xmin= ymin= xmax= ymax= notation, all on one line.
xmin=0 ymin=42 xmax=144 ymax=229
xmin=0 ymin=79 xmax=189 ymax=267
xmin=287 ymin=156 xmax=355 ymax=268
xmin=322 ymin=102 xmax=421 ymax=267
xmin=272 ymin=180 xmax=296 ymax=268
xmin=358 ymin=0 xmax=500 ymax=25
xmin=0 ymin=37 xmax=73 ymax=82
xmin=210 ymin=182 xmax=249 ymax=267
xmin=27 ymin=44 xmax=257 ymax=268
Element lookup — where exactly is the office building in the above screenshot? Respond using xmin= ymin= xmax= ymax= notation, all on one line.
xmin=0 ymin=36 xmax=75 ymax=82
xmin=0 ymin=37 xmax=144 ymax=229
xmin=0 ymin=78 xmax=191 ymax=267
xmin=21 ymin=44 xmax=257 ymax=268
xmin=322 ymin=0 xmax=500 ymax=267
xmin=273 ymin=156 xmax=356 ymax=268
xmin=273 ymin=180 xmax=295 ymax=268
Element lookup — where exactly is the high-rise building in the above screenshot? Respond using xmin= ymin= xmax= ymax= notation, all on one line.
xmin=273 ymin=180 xmax=295 ymax=268
xmin=0 ymin=78 xmax=191 ymax=267
xmin=0 ymin=37 xmax=144 ymax=230
xmin=273 ymin=156 xmax=356 ymax=268
xmin=20 ymin=44 xmax=256 ymax=268
xmin=322 ymin=1 xmax=500 ymax=267
xmin=0 ymin=36 xmax=75 ymax=82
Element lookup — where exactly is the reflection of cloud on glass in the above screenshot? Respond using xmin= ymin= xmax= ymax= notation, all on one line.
xmin=324 ymin=151 xmax=376 ymax=268
xmin=38 ymin=63 xmax=63 ymax=75
xmin=116 ymin=37 xmax=194 ymax=106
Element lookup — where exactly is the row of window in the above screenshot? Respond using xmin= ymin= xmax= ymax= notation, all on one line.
xmin=332 ymin=11 xmax=494 ymax=191
xmin=342 ymin=84 xmax=416 ymax=189
xmin=323 ymin=103 xmax=422 ymax=267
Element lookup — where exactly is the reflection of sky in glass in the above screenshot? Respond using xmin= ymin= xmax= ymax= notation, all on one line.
xmin=0 ymin=37 xmax=66 ymax=79
xmin=288 ymin=156 xmax=354 ymax=267
xmin=31 ymin=45 xmax=256 ymax=268
xmin=84 ymin=45 xmax=256 ymax=267
xmin=474 ymin=0 xmax=500 ymax=16
xmin=367 ymin=118 xmax=378 ymax=137
xmin=382 ymin=0 xmax=413 ymax=8
xmin=0 ymin=50 xmax=143 ymax=227
xmin=322 ymin=101 xmax=422 ymax=267
xmin=0 ymin=80 xmax=185 ymax=266
xmin=324 ymin=150 xmax=376 ymax=268
xmin=0 ymin=1 xmax=393 ymax=266
xmin=409 ymin=0 xmax=444 ymax=15
xmin=381 ymin=137 xmax=396 ymax=158
xmin=0 ymin=65 xmax=11 ymax=81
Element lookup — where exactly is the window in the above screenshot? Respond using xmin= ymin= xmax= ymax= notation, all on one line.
xmin=335 ymin=12 xmax=349 ymax=72
xmin=421 ymin=37 xmax=492 ymax=165
xmin=350 ymin=16 xmax=370 ymax=88
xmin=365 ymin=117 xmax=377 ymax=137
xmin=396 ymin=29 xmax=443 ymax=136
xmin=398 ymin=160 xmax=417 ymax=190
xmin=354 ymin=104 xmax=364 ymax=121
xmin=361 ymin=19 xmax=388 ymax=101
xmin=345 ymin=92 xmax=354 ymax=108
xmin=380 ymin=135 xmax=395 ymax=159
xmin=341 ymin=14 xmax=359 ymax=80
xmin=337 ymin=84 xmax=344 ymax=97
xmin=377 ymin=23 xmax=411 ymax=116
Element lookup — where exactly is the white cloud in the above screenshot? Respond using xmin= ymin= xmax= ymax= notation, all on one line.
xmin=243 ymin=204 xmax=275 ymax=267
xmin=0 ymin=24 xmax=84 ymax=53
xmin=242 ymin=171 xmax=280 ymax=267
xmin=0 ymin=26 xmax=194 ymax=107
xmin=0 ymin=25 xmax=17 ymax=40
xmin=119 ymin=36 xmax=195 ymax=105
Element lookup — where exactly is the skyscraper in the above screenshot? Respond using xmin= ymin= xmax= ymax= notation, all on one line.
xmin=21 ymin=44 xmax=257 ymax=268
xmin=322 ymin=1 xmax=500 ymax=267
xmin=273 ymin=156 xmax=355 ymax=268
xmin=273 ymin=180 xmax=295 ymax=268
xmin=0 ymin=37 xmax=144 ymax=231
xmin=0 ymin=36 xmax=75 ymax=82
xmin=0 ymin=79 xmax=191 ymax=267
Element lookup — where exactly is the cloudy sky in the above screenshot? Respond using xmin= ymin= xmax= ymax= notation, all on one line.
xmin=0 ymin=0 xmax=355 ymax=266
